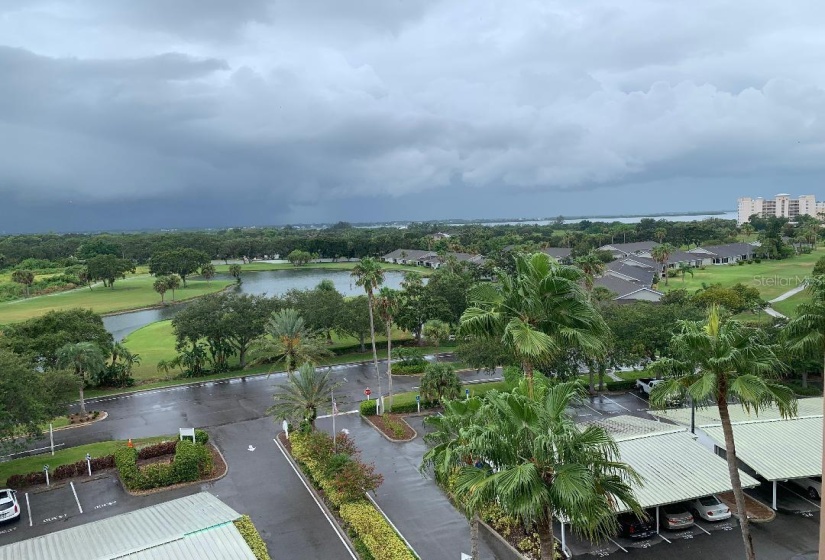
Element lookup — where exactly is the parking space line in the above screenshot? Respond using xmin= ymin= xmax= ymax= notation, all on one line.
xmin=25 ymin=493 xmax=31 ymax=527
xmin=629 ymin=392 xmax=648 ymax=404
xmin=273 ymin=438 xmax=358 ymax=559
xmin=657 ymin=533 xmax=671 ymax=544
xmin=695 ymin=523 xmax=711 ymax=535
xmin=606 ymin=537 xmax=628 ymax=553
xmin=601 ymin=396 xmax=631 ymax=412
xmin=780 ymin=484 xmax=822 ymax=510
xmin=70 ymin=482 xmax=83 ymax=514
xmin=582 ymin=403 xmax=604 ymax=416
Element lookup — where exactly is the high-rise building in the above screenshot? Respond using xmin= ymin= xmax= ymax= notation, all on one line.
xmin=737 ymin=194 xmax=825 ymax=225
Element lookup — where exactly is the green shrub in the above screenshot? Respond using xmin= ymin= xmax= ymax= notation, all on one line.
xmin=234 ymin=515 xmax=272 ymax=560
xmin=195 ymin=429 xmax=209 ymax=445
xmin=340 ymin=501 xmax=417 ymax=560
xmin=604 ymin=380 xmax=637 ymax=391
xmin=382 ymin=416 xmax=408 ymax=439
xmin=392 ymin=363 xmax=427 ymax=375
xmin=114 ymin=440 xmax=211 ymax=491
xmin=784 ymin=381 xmax=822 ymax=396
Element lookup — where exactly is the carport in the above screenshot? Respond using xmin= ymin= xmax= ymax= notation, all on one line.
xmin=701 ymin=417 xmax=822 ymax=510
xmin=574 ymin=416 xmax=759 ymax=548
xmin=652 ymin=398 xmax=823 ymax=511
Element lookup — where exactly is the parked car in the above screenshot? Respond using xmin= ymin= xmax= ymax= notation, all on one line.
xmin=659 ymin=504 xmax=694 ymax=531
xmin=0 ymin=489 xmax=20 ymax=523
xmin=686 ymin=495 xmax=731 ymax=521
xmin=790 ymin=476 xmax=822 ymax=499
xmin=617 ymin=513 xmax=656 ymax=540
xmin=635 ymin=378 xmax=664 ymax=395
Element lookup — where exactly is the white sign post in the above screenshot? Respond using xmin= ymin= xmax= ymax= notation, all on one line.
xmin=282 ymin=420 xmax=289 ymax=439
xmin=416 ymin=395 xmax=421 ymax=414
xmin=179 ymin=427 xmax=196 ymax=442
xmin=44 ymin=465 xmax=50 ymax=487
xmin=86 ymin=453 xmax=92 ymax=477
xmin=49 ymin=423 xmax=54 ymax=456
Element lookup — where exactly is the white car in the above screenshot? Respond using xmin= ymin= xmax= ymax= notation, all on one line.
xmin=686 ymin=495 xmax=731 ymax=522
xmin=0 ymin=489 xmax=20 ymax=523
xmin=791 ymin=476 xmax=822 ymax=499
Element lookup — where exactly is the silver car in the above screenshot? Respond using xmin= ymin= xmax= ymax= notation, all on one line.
xmin=660 ymin=504 xmax=694 ymax=531
xmin=791 ymin=476 xmax=822 ymax=499
xmin=687 ymin=495 xmax=731 ymax=522
xmin=0 ymin=489 xmax=20 ymax=523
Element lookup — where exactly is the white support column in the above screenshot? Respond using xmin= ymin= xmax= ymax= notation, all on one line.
xmin=656 ymin=506 xmax=660 ymax=534
xmin=772 ymin=480 xmax=777 ymax=510
xmin=561 ymin=522 xmax=566 ymax=554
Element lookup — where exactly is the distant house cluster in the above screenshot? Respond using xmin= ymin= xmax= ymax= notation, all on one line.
xmin=592 ymin=241 xmax=756 ymax=303
xmin=381 ymin=249 xmax=485 ymax=269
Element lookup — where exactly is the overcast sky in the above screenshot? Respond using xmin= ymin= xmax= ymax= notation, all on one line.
xmin=1 ymin=1 xmax=824 ymax=232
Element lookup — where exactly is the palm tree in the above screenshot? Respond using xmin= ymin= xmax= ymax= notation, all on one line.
xmin=351 ymin=257 xmax=385 ymax=410
xmin=229 ymin=264 xmax=242 ymax=284
xmin=574 ymin=252 xmax=606 ymax=293
xmin=423 ymin=319 xmax=450 ymax=362
xmin=740 ymin=223 xmax=755 ymax=241
xmin=153 ymin=276 xmax=169 ymax=304
xmin=11 ymin=269 xmax=34 ymax=297
xmin=460 ymin=252 xmax=608 ymax=396
xmin=267 ymin=362 xmax=337 ymax=429
xmin=166 ymin=274 xmax=181 ymax=301
xmin=376 ymin=287 xmax=400 ymax=410
xmin=56 ymin=342 xmax=106 ymax=417
xmin=785 ymin=276 xmax=825 ymax=560
xmin=200 ymin=263 xmax=216 ymax=284
xmin=654 ymin=228 xmax=667 ymax=243
xmin=650 ymin=243 xmax=675 ymax=286
xmin=422 ymin=398 xmax=485 ymax=559
xmin=449 ymin=381 xmax=642 ymax=560
xmin=650 ymin=306 xmax=796 ymax=560
xmin=254 ymin=308 xmax=331 ymax=374
xmin=678 ymin=262 xmax=695 ymax=283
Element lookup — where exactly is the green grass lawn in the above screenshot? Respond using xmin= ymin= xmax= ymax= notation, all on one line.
xmin=122 ymin=320 xmax=417 ymax=382
xmin=657 ymin=250 xmax=820 ymax=300
xmin=771 ymin=290 xmax=812 ymax=318
xmin=0 ymin=435 xmax=171 ymax=485
xmin=0 ymin=274 xmax=234 ymax=325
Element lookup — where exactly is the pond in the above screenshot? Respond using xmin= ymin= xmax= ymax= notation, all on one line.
xmin=103 ymin=268 xmax=411 ymax=341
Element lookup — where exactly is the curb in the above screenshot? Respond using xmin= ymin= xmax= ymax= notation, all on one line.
xmin=119 ymin=442 xmax=229 ymax=497
xmin=361 ymin=414 xmax=418 ymax=443
xmin=273 ymin=433 xmax=360 ymax=559
xmin=51 ymin=411 xmax=109 ymax=433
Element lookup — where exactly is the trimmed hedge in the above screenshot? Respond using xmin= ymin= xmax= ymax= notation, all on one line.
xmin=392 ymin=363 xmax=427 ymax=375
xmin=115 ymin=440 xmax=212 ymax=491
xmin=234 ymin=515 xmax=272 ymax=560
xmin=340 ymin=501 xmax=417 ymax=560
xmin=6 ymin=453 xmax=117 ymax=489
xmin=604 ymin=380 xmax=637 ymax=391
xmin=360 ymin=395 xmax=437 ymax=417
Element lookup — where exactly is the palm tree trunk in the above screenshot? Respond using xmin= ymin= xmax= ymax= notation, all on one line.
xmin=820 ymin=352 xmax=825 ymax=560
xmin=523 ymin=360 xmax=534 ymax=398
xmin=718 ymin=392 xmax=756 ymax=560
xmin=387 ymin=319 xmax=394 ymax=411
xmin=367 ymin=291 xmax=382 ymax=413
xmin=471 ymin=514 xmax=480 ymax=560
xmin=538 ymin=513 xmax=556 ymax=560
xmin=78 ymin=377 xmax=87 ymax=417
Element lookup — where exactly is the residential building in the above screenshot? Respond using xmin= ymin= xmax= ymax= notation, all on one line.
xmin=541 ymin=247 xmax=573 ymax=263
xmin=737 ymin=194 xmax=825 ymax=225
xmin=688 ymin=243 xmax=755 ymax=265
xmin=381 ymin=249 xmax=484 ymax=269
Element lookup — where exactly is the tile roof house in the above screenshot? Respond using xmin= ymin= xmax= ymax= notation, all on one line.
xmin=688 ymin=243 xmax=755 ymax=265
xmin=594 ymin=275 xmax=663 ymax=302
xmin=541 ymin=247 xmax=573 ymax=263
xmin=598 ymin=241 xmax=661 ymax=258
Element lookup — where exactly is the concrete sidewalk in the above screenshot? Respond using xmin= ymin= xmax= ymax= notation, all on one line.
xmin=318 ymin=413 xmax=499 ymax=560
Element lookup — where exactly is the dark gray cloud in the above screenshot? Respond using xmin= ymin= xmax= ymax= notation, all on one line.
xmin=0 ymin=0 xmax=824 ymax=232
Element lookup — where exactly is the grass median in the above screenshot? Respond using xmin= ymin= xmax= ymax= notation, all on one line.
xmin=0 ymin=435 xmax=171 ymax=484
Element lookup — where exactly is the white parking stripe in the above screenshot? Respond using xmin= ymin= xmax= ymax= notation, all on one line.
xmin=582 ymin=403 xmax=604 ymax=416
xmin=695 ymin=523 xmax=711 ymax=535
xmin=25 ymin=493 xmax=31 ymax=527
xmin=70 ymin=482 xmax=83 ymax=514
xmin=780 ymin=483 xmax=822 ymax=510
xmin=606 ymin=537 xmax=628 ymax=553
xmin=657 ymin=532 xmax=671 ymax=544
xmin=629 ymin=392 xmax=649 ymax=404
xmin=601 ymin=396 xmax=632 ymax=412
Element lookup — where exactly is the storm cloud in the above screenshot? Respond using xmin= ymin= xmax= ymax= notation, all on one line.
xmin=0 ymin=1 xmax=824 ymax=231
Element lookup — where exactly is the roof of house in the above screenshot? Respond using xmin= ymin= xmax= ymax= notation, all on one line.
xmin=594 ymin=275 xmax=662 ymax=301
xmin=669 ymin=250 xmax=702 ymax=264
xmin=599 ymin=241 xmax=660 ymax=255
xmin=701 ymin=417 xmax=822 ymax=481
xmin=688 ymin=243 xmax=755 ymax=259
xmin=606 ymin=261 xmax=656 ymax=286
xmin=382 ymin=249 xmax=435 ymax=260
xmin=542 ymin=247 xmax=573 ymax=260
xmin=581 ymin=416 xmax=759 ymax=511
xmin=0 ymin=493 xmax=253 ymax=560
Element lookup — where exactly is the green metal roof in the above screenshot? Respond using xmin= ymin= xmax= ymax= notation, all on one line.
xmin=0 ymin=492 xmax=256 ymax=560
